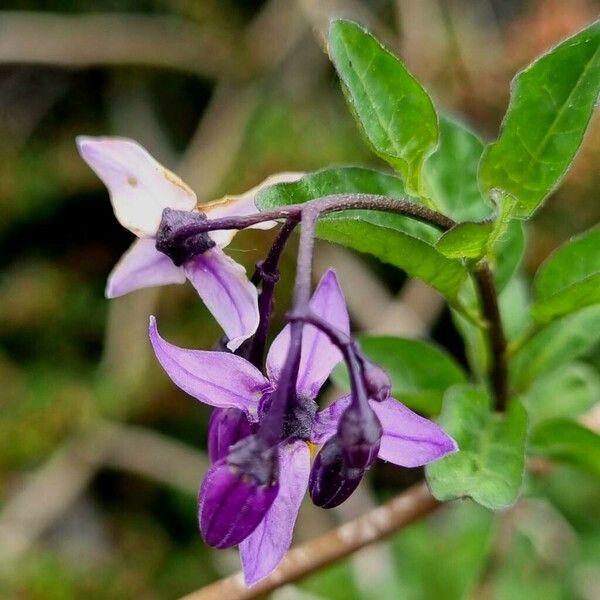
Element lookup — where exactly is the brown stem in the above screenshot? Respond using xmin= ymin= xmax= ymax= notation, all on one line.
xmin=179 ymin=481 xmax=438 ymax=600
xmin=474 ymin=263 xmax=508 ymax=411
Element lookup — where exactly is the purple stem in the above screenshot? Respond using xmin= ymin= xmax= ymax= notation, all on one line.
xmin=189 ymin=194 xmax=456 ymax=235
xmin=287 ymin=311 xmax=370 ymax=415
xmin=248 ymin=219 xmax=297 ymax=368
xmin=257 ymin=209 xmax=319 ymax=446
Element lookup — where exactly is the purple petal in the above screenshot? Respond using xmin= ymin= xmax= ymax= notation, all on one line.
xmin=106 ymin=238 xmax=186 ymax=298
xmin=267 ymin=269 xmax=350 ymax=398
xmin=207 ymin=408 xmax=253 ymax=463
xmin=184 ymin=247 xmax=259 ymax=352
xmin=198 ymin=461 xmax=279 ymax=549
xmin=76 ymin=136 xmax=196 ymax=237
xmin=372 ymin=398 xmax=458 ymax=467
xmin=311 ymin=395 xmax=352 ymax=444
xmin=148 ymin=316 xmax=271 ymax=416
xmin=239 ymin=441 xmax=310 ymax=585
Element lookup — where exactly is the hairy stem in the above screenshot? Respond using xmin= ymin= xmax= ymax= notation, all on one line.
xmin=248 ymin=219 xmax=297 ymax=367
xmin=474 ymin=263 xmax=508 ymax=411
xmin=287 ymin=310 xmax=371 ymax=413
xmin=190 ymin=193 xmax=456 ymax=234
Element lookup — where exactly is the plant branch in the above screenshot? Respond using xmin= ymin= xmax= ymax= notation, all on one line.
xmin=192 ymin=194 xmax=456 ymax=233
xmin=474 ymin=263 xmax=509 ymax=411
xmin=179 ymin=481 xmax=438 ymax=600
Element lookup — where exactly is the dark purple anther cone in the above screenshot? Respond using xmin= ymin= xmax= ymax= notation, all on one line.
xmin=198 ymin=435 xmax=279 ymax=549
xmin=156 ymin=207 xmax=215 ymax=266
xmin=337 ymin=405 xmax=383 ymax=469
xmin=308 ymin=436 xmax=365 ymax=509
xmin=207 ymin=408 xmax=253 ymax=462
xmin=362 ymin=360 xmax=391 ymax=402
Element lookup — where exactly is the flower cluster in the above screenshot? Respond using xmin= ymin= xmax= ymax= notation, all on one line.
xmin=78 ymin=137 xmax=457 ymax=586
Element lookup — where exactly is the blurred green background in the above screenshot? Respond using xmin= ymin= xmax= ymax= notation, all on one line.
xmin=1 ymin=1 xmax=599 ymax=598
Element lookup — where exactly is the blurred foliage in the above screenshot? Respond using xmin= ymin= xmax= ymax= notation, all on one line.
xmin=1 ymin=0 xmax=599 ymax=598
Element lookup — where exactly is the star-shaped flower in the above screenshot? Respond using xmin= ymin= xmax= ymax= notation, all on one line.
xmin=149 ymin=269 xmax=457 ymax=584
xmin=77 ymin=136 xmax=300 ymax=349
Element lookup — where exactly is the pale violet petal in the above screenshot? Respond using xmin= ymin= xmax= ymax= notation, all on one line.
xmin=202 ymin=172 xmax=304 ymax=248
xmin=106 ymin=238 xmax=186 ymax=298
xmin=267 ymin=269 xmax=349 ymax=399
xmin=76 ymin=136 xmax=196 ymax=237
xmin=373 ymin=398 xmax=458 ymax=467
xmin=239 ymin=441 xmax=310 ymax=586
xmin=184 ymin=247 xmax=259 ymax=352
xmin=148 ymin=316 xmax=270 ymax=417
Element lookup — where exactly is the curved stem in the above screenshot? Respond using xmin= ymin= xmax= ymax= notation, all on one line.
xmin=287 ymin=310 xmax=371 ymax=413
xmin=191 ymin=193 xmax=456 ymax=234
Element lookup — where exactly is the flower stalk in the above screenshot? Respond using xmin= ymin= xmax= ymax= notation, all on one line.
xmin=248 ymin=218 xmax=297 ymax=367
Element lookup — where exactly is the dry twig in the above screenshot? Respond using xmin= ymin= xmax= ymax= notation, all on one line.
xmin=179 ymin=482 xmax=438 ymax=600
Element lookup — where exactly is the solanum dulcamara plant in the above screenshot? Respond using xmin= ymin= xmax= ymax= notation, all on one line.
xmin=78 ymin=18 xmax=600 ymax=588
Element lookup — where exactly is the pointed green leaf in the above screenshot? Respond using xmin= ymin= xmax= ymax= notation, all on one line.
xmin=426 ymin=386 xmax=528 ymax=510
xmin=425 ymin=116 xmax=489 ymax=221
xmin=530 ymin=419 xmax=600 ymax=477
xmin=532 ymin=225 xmax=600 ymax=322
xmin=331 ymin=336 xmax=467 ymax=414
xmin=479 ymin=20 xmax=600 ymax=218
xmin=257 ymin=167 xmax=468 ymax=300
xmin=510 ymin=304 xmax=600 ymax=391
xmin=328 ymin=20 xmax=438 ymax=193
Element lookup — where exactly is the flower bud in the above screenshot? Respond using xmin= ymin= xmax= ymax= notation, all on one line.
xmin=156 ymin=208 xmax=215 ymax=266
xmin=362 ymin=360 xmax=391 ymax=402
xmin=207 ymin=408 xmax=253 ymax=462
xmin=198 ymin=435 xmax=279 ymax=548
xmin=308 ymin=436 xmax=364 ymax=509
xmin=337 ymin=405 xmax=382 ymax=469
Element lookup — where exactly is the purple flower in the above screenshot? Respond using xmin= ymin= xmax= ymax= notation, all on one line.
xmin=76 ymin=135 xmax=301 ymax=350
xmin=148 ymin=269 xmax=457 ymax=585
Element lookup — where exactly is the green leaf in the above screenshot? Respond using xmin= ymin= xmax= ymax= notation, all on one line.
xmin=424 ymin=116 xmax=489 ymax=220
xmin=436 ymin=221 xmax=494 ymax=259
xmin=532 ymin=225 xmax=600 ymax=322
xmin=426 ymin=386 xmax=528 ymax=510
xmin=523 ymin=362 xmax=599 ymax=427
xmin=479 ymin=20 xmax=600 ymax=218
xmin=257 ymin=167 xmax=468 ymax=300
xmin=328 ymin=19 xmax=438 ymax=193
xmin=510 ymin=304 xmax=600 ymax=391
xmin=530 ymin=419 xmax=600 ymax=477
xmin=331 ymin=335 xmax=467 ymax=414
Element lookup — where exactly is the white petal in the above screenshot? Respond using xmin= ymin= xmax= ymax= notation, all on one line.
xmin=77 ymin=136 xmax=196 ymax=237
xmin=200 ymin=172 xmax=304 ymax=247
